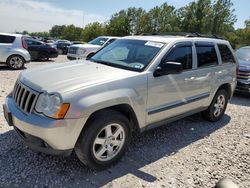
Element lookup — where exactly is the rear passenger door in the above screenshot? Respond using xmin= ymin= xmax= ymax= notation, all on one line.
xmin=192 ymin=42 xmax=220 ymax=105
xmin=216 ymin=44 xmax=236 ymax=89
xmin=147 ymin=42 xmax=211 ymax=125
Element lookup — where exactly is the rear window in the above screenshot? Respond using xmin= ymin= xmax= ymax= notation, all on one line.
xmin=0 ymin=35 xmax=16 ymax=43
xmin=196 ymin=42 xmax=218 ymax=68
xmin=218 ymin=44 xmax=235 ymax=64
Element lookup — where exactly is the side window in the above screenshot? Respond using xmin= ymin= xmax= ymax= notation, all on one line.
xmin=163 ymin=45 xmax=193 ymax=70
xmin=32 ymin=41 xmax=42 ymax=45
xmin=0 ymin=35 xmax=15 ymax=43
xmin=105 ymin=39 xmax=116 ymax=46
xmin=196 ymin=43 xmax=218 ymax=68
xmin=25 ymin=39 xmax=32 ymax=45
xmin=218 ymin=44 xmax=236 ymax=64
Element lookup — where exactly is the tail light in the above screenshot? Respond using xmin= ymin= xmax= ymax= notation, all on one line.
xmin=21 ymin=37 xmax=27 ymax=49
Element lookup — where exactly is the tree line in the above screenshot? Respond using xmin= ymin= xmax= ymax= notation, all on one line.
xmin=22 ymin=0 xmax=249 ymax=48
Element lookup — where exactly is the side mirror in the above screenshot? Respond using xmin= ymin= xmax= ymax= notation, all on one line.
xmin=154 ymin=62 xmax=183 ymax=77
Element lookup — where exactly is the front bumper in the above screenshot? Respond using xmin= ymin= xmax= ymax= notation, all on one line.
xmin=236 ymin=82 xmax=250 ymax=93
xmin=67 ymin=53 xmax=86 ymax=60
xmin=3 ymin=97 xmax=87 ymax=155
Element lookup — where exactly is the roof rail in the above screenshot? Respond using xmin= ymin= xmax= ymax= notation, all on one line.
xmin=140 ymin=32 xmax=225 ymax=40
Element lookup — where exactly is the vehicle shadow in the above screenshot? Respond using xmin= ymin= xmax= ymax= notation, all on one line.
xmin=0 ymin=66 xmax=26 ymax=71
xmin=32 ymin=59 xmax=55 ymax=62
xmin=230 ymin=93 xmax=250 ymax=107
xmin=0 ymin=114 xmax=231 ymax=187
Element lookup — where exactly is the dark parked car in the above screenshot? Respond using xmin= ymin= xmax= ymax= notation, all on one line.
xmin=55 ymin=40 xmax=71 ymax=54
xmin=235 ymin=46 xmax=250 ymax=93
xmin=25 ymin=38 xmax=58 ymax=61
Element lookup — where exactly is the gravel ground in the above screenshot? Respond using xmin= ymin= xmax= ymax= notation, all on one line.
xmin=0 ymin=55 xmax=249 ymax=188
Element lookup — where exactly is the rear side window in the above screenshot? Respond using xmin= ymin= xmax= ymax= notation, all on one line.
xmin=196 ymin=43 xmax=218 ymax=68
xmin=163 ymin=45 xmax=193 ymax=70
xmin=0 ymin=35 xmax=16 ymax=43
xmin=218 ymin=44 xmax=236 ymax=64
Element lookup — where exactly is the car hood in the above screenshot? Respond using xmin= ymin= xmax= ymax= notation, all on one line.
xmin=238 ymin=59 xmax=250 ymax=72
xmin=70 ymin=43 xmax=100 ymax=49
xmin=19 ymin=60 xmax=138 ymax=93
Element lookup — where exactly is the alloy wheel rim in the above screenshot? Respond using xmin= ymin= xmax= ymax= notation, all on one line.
xmin=9 ymin=57 xmax=23 ymax=69
xmin=92 ymin=123 xmax=125 ymax=162
xmin=213 ymin=94 xmax=225 ymax=117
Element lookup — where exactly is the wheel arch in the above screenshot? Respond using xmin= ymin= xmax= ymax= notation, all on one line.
xmin=6 ymin=54 xmax=26 ymax=63
xmin=79 ymin=104 xmax=140 ymax=138
xmin=216 ymin=83 xmax=233 ymax=99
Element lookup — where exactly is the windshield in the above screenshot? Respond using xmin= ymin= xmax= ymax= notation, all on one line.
xmin=88 ymin=37 xmax=108 ymax=46
xmin=90 ymin=39 xmax=165 ymax=72
xmin=236 ymin=47 xmax=250 ymax=61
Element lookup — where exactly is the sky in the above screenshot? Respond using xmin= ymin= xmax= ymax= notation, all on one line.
xmin=0 ymin=0 xmax=249 ymax=33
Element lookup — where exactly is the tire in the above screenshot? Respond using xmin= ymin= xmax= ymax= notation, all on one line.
xmin=75 ymin=110 xmax=131 ymax=170
xmin=6 ymin=55 xmax=25 ymax=70
xmin=202 ymin=89 xmax=228 ymax=122
xmin=58 ymin=49 xmax=63 ymax=54
xmin=39 ymin=52 xmax=49 ymax=61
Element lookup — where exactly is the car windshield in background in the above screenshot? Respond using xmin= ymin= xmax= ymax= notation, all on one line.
xmin=88 ymin=37 xmax=108 ymax=46
xmin=90 ymin=39 xmax=165 ymax=72
xmin=236 ymin=47 xmax=250 ymax=61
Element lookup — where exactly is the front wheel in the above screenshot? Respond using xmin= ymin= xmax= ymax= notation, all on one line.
xmin=202 ymin=89 xmax=228 ymax=122
xmin=75 ymin=110 xmax=130 ymax=169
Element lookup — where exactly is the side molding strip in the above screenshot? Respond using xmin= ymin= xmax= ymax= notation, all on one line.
xmin=148 ymin=92 xmax=210 ymax=115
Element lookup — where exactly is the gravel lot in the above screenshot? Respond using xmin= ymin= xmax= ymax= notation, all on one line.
xmin=0 ymin=55 xmax=249 ymax=188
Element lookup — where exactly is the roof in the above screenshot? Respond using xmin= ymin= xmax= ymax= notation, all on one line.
xmin=0 ymin=32 xmax=23 ymax=37
xmin=122 ymin=35 xmax=228 ymax=44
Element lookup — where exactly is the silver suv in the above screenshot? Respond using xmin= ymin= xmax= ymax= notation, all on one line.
xmin=0 ymin=33 xmax=31 ymax=69
xmin=3 ymin=34 xmax=237 ymax=169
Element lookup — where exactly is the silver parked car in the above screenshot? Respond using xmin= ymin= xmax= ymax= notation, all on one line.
xmin=67 ymin=36 xmax=120 ymax=60
xmin=0 ymin=33 xmax=31 ymax=69
xmin=3 ymin=34 xmax=237 ymax=169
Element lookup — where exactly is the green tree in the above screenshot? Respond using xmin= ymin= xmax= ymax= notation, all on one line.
xmin=245 ymin=18 xmax=250 ymax=28
xmin=106 ymin=7 xmax=146 ymax=36
xmin=82 ymin=22 xmax=106 ymax=42
xmin=62 ymin=25 xmax=83 ymax=41
xmin=211 ymin=0 xmax=237 ymax=35
xmin=178 ymin=0 xmax=212 ymax=33
xmin=50 ymin=25 xmax=66 ymax=38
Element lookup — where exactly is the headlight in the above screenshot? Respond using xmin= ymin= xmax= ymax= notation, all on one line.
xmin=35 ymin=93 xmax=69 ymax=119
xmin=77 ymin=48 xmax=86 ymax=55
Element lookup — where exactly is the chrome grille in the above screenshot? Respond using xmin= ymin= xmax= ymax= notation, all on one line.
xmin=13 ymin=81 xmax=38 ymax=114
xmin=68 ymin=47 xmax=78 ymax=54
xmin=237 ymin=70 xmax=250 ymax=80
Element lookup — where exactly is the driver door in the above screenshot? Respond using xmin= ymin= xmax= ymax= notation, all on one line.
xmin=146 ymin=42 xmax=210 ymax=125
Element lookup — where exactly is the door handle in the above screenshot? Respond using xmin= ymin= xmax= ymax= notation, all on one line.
xmin=185 ymin=77 xmax=195 ymax=81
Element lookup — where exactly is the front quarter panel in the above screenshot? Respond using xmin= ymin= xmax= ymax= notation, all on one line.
xmin=63 ymin=74 xmax=148 ymax=129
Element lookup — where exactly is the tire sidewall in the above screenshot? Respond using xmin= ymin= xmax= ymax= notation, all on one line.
xmin=7 ymin=55 xmax=25 ymax=70
xmin=206 ymin=89 xmax=228 ymax=122
xmin=76 ymin=111 xmax=131 ymax=169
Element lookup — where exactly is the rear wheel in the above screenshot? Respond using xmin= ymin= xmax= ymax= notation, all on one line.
xmin=75 ymin=110 xmax=130 ymax=169
xmin=202 ymin=89 xmax=228 ymax=122
xmin=6 ymin=55 xmax=25 ymax=70
xmin=39 ymin=52 xmax=49 ymax=61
